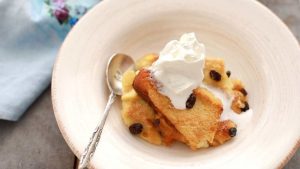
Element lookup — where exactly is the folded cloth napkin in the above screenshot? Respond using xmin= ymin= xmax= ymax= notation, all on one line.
xmin=0 ymin=0 xmax=101 ymax=121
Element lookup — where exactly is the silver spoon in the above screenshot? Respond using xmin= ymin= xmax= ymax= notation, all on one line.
xmin=78 ymin=53 xmax=134 ymax=169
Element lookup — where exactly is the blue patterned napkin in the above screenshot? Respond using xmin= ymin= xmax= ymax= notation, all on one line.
xmin=0 ymin=0 xmax=101 ymax=121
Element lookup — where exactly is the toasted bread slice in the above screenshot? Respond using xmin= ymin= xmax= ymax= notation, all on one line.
xmin=210 ymin=120 xmax=237 ymax=146
xmin=133 ymin=69 xmax=223 ymax=150
xmin=122 ymin=54 xmax=187 ymax=145
xmin=135 ymin=53 xmax=159 ymax=70
xmin=204 ymin=58 xmax=233 ymax=92
xmin=122 ymin=70 xmax=162 ymax=145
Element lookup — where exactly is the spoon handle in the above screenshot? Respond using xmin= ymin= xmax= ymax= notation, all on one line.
xmin=78 ymin=92 xmax=117 ymax=169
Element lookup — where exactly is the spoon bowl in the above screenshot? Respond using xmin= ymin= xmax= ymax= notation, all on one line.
xmin=106 ymin=53 xmax=134 ymax=95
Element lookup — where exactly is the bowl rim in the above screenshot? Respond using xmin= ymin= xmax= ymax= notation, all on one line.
xmin=51 ymin=0 xmax=300 ymax=168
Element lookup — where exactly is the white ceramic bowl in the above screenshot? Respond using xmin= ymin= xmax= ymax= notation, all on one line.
xmin=52 ymin=0 xmax=300 ymax=168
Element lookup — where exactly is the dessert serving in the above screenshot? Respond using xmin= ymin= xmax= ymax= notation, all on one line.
xmin=121 ymin=33 xmax=251 ymax=150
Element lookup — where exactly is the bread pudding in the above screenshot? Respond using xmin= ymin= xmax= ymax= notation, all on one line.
xmin=121 ymin=33 xmax=250 ymax=150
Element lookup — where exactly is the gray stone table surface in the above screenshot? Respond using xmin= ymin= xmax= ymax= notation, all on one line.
xmin=0 ymin=0 xmax=299 ymax=169
xmin=0 ymin=89 xmax=75 ymax=169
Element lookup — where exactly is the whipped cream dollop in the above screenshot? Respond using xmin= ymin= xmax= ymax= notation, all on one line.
xmin=150 ymin=33 xmax=205 ymax=109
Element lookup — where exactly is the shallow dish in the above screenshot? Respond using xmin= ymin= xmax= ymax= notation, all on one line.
xmin=52 ymin=0 xmax=300 ymax=168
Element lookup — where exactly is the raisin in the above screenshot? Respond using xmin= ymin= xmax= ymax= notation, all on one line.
xmin=186 ymin=93 xmax=196 ymax=109
xmin=240 ymin=88 xmax=248 ymax=96
xmin=153 ymin=119 xmax=160 ymax=127
xmin=210 ymin=70 xmax=221 ymax=81
xmin=241 ymin=102 xmax=249 ymax=112
xmin=226 ymin=71 xmax=231 ymax=77
xmin=229 ymin=127 xmax=237 ymax=137
xmin=158 ymin=131 xmax=163 ymax=136
xmin=129 ymin=123 xmax=143 ymax=135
